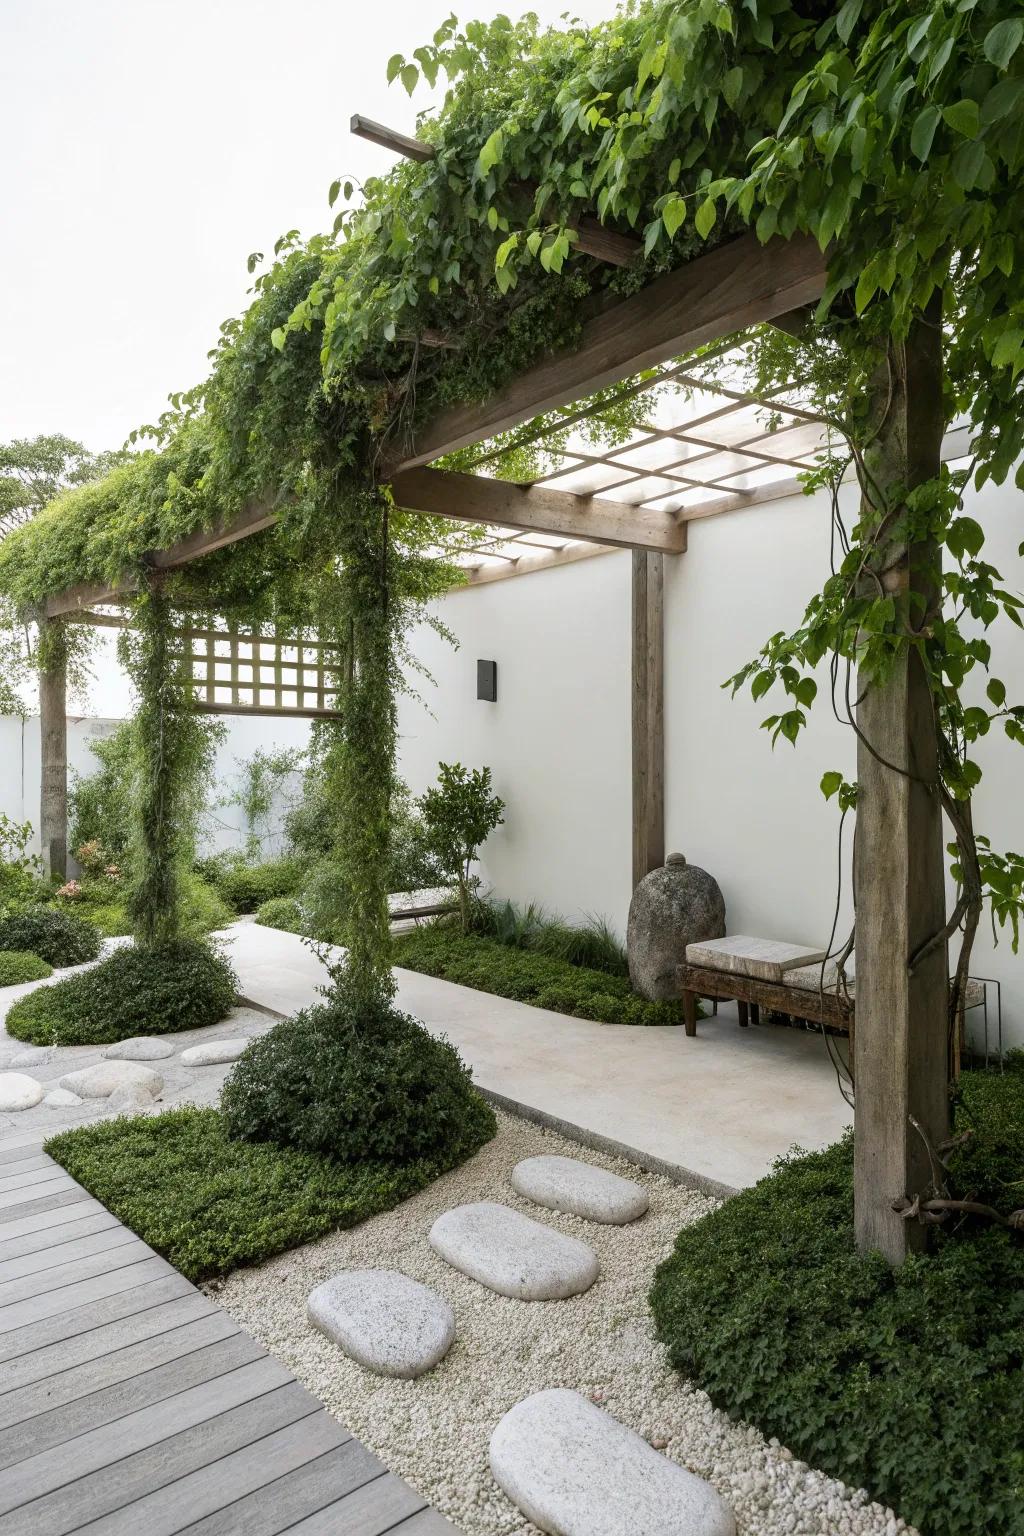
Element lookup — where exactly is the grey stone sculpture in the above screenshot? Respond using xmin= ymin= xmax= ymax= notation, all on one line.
xmin=627 ymin=853 xmax=726 ymax=1001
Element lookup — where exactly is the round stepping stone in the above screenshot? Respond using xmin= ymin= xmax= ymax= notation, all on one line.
xmin=512 ymin=1156 xmax=649 ymax=1226
xmin=180 ymin=1039 xmax=250 ymax=1066
xmin=307 ymin=1269 xmax=455 ymax=1379
xmin=429 ymin=1202 xmax=598 ymax=1301
xmin=10 ymin=1046 xmax=52 ymax=1068
xmin=44 ymin=1088 xmax=83 ymax=1108
xmin=0 ymin=1072 xmax=45 ymax=1111
xmin=59 ymin=1062 xmax=163 ymax=1100
xmin=103 ymin=1037 xmax=176 ymax=1061
xmin=490 ymin=1389 xmax=736 ymax=1536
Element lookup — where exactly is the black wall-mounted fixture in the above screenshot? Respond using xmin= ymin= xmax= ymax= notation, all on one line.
xmin=477 ymin=659 xmax=497 ymax=702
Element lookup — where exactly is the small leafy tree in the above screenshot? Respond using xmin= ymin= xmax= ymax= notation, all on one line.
xmin=419 ymin=763 xmax=505 ymax=934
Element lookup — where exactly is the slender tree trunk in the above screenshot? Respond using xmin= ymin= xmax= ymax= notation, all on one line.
xmin=853 ymin=303 xmax=950 ymax=1263
xmin=38 ymin=617 xmax=68 ymax=880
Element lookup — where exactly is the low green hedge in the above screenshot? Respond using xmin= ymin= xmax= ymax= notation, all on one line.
xmin=46 ymin=1102 xmax=494 ymax=1281
xmin=5 ymin=939 xmax=238 ymax=1046
xmin=0 ymin=949 xmax=53 ymax=986
xmin=205 ymin=857 xmax=304 ymax=914
xmin=0 ymin=905 xmax=102 ymax=968
xmin=392 ymin=928 xmax=684 ymax=1026
xmin=650 ymin=1064 xmax=1024 ymax=1536
xmin=254 ymin=895 xmax=306 ymax=934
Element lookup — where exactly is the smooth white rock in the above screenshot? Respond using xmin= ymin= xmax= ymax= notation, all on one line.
xmin=511 ymin=1156 xmax=649 ymax=1225
xmin=307 ymin=1268 xmax=455 ymax=1379
xmin=59 ymin=1061 xmax=163 ymax=1100
xmin=10 ymin=1046 xmax=52 ymax=1068
xmin=180 ymin=1038 xmax=250 ymax=1066
xmin=44 ymin=1088 xmax=83 ymax=1107
xmin=0 ymin=1072 xmax=45 ymax=1111
xmin=429 ymin=1202 xmax=598 ymax=1300
xmin=103 ymin=1037 xmax=176 ymax=1061
xmin=106 ymin=1084 xmax=162 ymax=1116
xmin=490 ymin=1389 xmax=736 ymax=1536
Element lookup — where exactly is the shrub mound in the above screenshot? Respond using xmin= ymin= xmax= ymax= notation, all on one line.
xmin=0 ymin=949 xmax=53 ymax=986
xmin=650 ymin=1064 xmax=1024 ymax=1536
xmin=393 ymin=928 xmax=683 ymax=1026
xmin=46 ymin=1104 xmax=489 ymax=1281
xmin=222 ymin=994 xmax=497 ymax=1164
xmin=0 ymin=905 xmax=102 ymax=968
xmin=206 ymin=857 xmax=303 ymax=914
xmin=62 ymin=873 xmax=233 ymax=940
xmin=254 ymin=895 xmax=306 ymax=934
xmin=5 ymin=939 xmax=238 ymax=1046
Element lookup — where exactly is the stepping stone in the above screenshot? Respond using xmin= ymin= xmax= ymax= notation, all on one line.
xmin=59 ymin=1061 xmax=163 ymax=1100
xmin=512 ymin=1156 xmax=648 ymax=1226
xmin=106 ymin=1084 xmax=162 ymax=1116
xmin=103 ymin=1036 xmax=176 ymax=1061
xmin=10 ymin=1046 xmax=52 ymax=1068
xmin=0 ymin=1072 xmax=45 ymax=1112
xmin=44 ymin=1088 xmax=83 ymax=1107
xmin=490 ymin=1389 xmax=736 ymax=1536
xmin=429 ymin=1202 xmax=598 ymax=1301
xmin=181 ymin=1038 xmax=250 ymax=1066
xmin=307 ymin=1269 xmax=455 ymax=1379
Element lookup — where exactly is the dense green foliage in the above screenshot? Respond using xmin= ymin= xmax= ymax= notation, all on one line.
xmin=0 ymin=950 xmax=53 ymax=986
xmin=60 ymin=871 xmax=233 ymax=940
xmin=68 ymin=722 xmax=138 ymax=861
xmin=651 ymin=1065 xmax=1024 ymax=1536
xmin=254 ymin=895 xmax=306 ymax=934
xmin=393 ymin=926 xmax=682 ymax=1026
xmin=221 ymin=993 xmax=496 ymax=1163
xmin=201 ymin=854 xmax=303 ymax=914
xmin=0 ymin=814 xmax=44 ymax=910
xmin=45 ymin=1105 xmax=488 ymax=1282
xmin=468 ymin=897 xmax=629 ymax=976
xmin=419 ymin=763 xmax=505 ymax=932
xmin=0 ymin=905 xmax=101 ymax=968
xmin=5 ymin=939 xmax=237 ymax=1045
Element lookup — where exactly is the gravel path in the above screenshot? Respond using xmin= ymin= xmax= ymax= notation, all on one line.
xmin=212 ymin=1113 xmax=916 ymax=1536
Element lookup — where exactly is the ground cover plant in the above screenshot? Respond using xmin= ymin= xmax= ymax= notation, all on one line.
xmin=393 ymin=924 xmax=683 ymax=1026
xmin=468 ymin=898 xmax=629 ymax=976
xmin=0 ymin=950 xmax=52 ymax=986
xmin=5 ymin=939 xmax=237 ymax=1046
xmin=0 ymin=905 xmax=101 ymax=968
xmin=650 ymin=1061 xmax=1024 ymax=1536
xmin=45 ymin=1104 xmax=491 ymax=1282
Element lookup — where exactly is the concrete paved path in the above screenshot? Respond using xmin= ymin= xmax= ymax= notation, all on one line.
xmin=229 ymin=923 xmax=852 ymax=1192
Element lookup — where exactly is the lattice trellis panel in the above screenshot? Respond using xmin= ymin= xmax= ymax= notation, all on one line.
xmin=169 ymin=626 xmax=344 ymax=719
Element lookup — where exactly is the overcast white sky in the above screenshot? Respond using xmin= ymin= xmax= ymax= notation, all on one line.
xmin=0 ymin=0 xmax=616 ymax=455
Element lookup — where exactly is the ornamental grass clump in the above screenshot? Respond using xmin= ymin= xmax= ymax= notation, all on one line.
xmin=5 ymin=939 xmax=238 ymax=1046
xmin=221 ymin=989 xmax=496 ymax=1166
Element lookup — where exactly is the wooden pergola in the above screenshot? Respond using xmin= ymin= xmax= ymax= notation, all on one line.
xmin=34 ymin=137 xmax=945 ymax=1261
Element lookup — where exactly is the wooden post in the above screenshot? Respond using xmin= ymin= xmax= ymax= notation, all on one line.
xmin=38 ymin=617 xmax=68 ymax=880
xmin=631 ymin=550 xmax=664 ymax=887
xmin=853 ymin=306 xmax=949 ymax=1264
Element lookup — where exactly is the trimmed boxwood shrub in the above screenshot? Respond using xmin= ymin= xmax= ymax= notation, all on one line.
xmin=0 ymin=949 xmax=53 ymax=986
xmin=650 ymin=1063 xmax=1024 ymax=1536
xmin=46 ymin=1104 xmax=490 ymax=1282
xmin=5 ymin=939 xmax=238 ymax=1046
xmin=254 ymin=895 xmax=306 ymax=934
xmin=222 ymin=993 xmax=497 ymax=1165
xmin=393 ymin=928 xmax=684 ymax=1026
xmin=0 ymin=905 xmax=102 ymax=968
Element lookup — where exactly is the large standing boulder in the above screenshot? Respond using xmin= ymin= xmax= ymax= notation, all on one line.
xmin=627 ymin=853 xmax=725 ymax=1002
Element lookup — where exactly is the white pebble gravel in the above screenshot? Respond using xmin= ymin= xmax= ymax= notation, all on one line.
xmin=211 ymin=1113 xmax=918 ymax=1536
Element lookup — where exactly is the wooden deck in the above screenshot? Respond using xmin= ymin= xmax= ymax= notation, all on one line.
xmin=0 ymin=1136 xmax=460 ymax=1536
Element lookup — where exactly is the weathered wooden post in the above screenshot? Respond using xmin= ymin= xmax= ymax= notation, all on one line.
xmin=38 ymin=615 xmax=68 ymax=880
xmin=853 ymin=306 xmax=949 ymax=1263
xmin=631 ymin=549 xmax=665 ymax=887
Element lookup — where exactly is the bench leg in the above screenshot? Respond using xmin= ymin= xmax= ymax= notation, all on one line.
xmin=737 ymin=1000 xmax=749 ymax=1028
xmin=750 ymin=1002 xmax=760 ymax=1026
xmin=682 ymin=991 xmax=698 ymax=1037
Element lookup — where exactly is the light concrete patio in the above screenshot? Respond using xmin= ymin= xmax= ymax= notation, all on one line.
xmin=227 ymin=922 xmax=852 ymax=1191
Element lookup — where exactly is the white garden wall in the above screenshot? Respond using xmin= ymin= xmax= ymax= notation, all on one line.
xmin=396 ymin=473 xmax=1024 ymax=1048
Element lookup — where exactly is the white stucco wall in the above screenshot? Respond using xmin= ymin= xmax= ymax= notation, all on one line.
xmin=396 ymin=475 xmax=1024 ymax=1049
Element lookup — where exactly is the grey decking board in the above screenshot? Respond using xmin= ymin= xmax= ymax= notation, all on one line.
xmin=176 ymin=1439 xmax=388 ymax=1536
xmin=0 ymin=1253 xmax=174 ymax=1335
xmin=0 ymin=1138 xmax=46 ymax=1167
xmin=0 ymin=1272 xmax=198 ymax=1365
xmin=1 ymin=1386 xmax=322 ymax=1536
xmin=0 ymin=1329 xmax=267 ymax=1471
xmin=0 ymin=1190 xmax=105 ymax=1238
xmin=393 ymin=1510 xmax=465 ymax=1534
xmin=0 ymin=1223 xmax=138 ymax=1284
xmin=0 ymin=1237 xmax=153 ymax=1306
xmin=88 ymin=1415 xmax=354 ymax=1536
xmin=279 ymin=1473 xmax=425 ymax=1536
xmin=0 ymin=1209 xmax=122 ymax=1262
xmin=0 ymin=1164 xmax=68 ymax=1193
xmin=0 ymin=1180 xmax=85 ymax=1218
xmin=0 ymin=1153 xmax=51 ymax=1177
xmin=0 ymin=1309 xmax=240 ymax=1430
